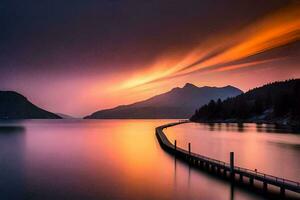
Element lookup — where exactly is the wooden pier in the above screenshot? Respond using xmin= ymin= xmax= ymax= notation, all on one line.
xmin=156 ymin=122 xmax=300 ymax=197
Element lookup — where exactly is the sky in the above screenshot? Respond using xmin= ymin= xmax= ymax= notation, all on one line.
xmin=0 ymin=0 xmax=299 ymax=117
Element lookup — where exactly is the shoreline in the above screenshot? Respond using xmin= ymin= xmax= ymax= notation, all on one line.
xmin=190 ymin=119 xmax=300 ymax=131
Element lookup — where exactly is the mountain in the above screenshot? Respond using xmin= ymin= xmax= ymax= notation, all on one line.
xmin=0 ymin=91 xmax=61 ymax=119
xmin=190 ymin=79 xmax=300 ymax=126
xmin=85 ymin=83 xmax=242 ymax=119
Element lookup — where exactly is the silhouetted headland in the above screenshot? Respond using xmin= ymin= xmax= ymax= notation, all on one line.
xmin=0 ymin=91 xmax=61 ymax=119
xmin=84 ymin=83 xmax=242 ymax=119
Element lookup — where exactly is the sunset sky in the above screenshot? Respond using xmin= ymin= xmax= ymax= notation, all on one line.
xmin=1 ymin=0 xmax=299 ymax=116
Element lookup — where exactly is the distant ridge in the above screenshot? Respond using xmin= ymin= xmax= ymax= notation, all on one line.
xmin=56 ymin=113 xmax=76 ymax=119
xmin=0 ymin=91 xmax=61 ymax=119
xmin=85 ymin=83 xmax=242 ymax=119
xmin=190 ymin=79 xmax=300 ymax=126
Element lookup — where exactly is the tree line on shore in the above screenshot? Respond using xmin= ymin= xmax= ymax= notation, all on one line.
xmin=190 ymin=79 xmax=300 ymax=123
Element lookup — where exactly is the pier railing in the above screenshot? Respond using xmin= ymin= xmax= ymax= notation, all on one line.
xmin=235 ymin=166 xmax=300 ymax=187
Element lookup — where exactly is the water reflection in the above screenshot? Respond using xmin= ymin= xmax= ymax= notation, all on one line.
xmin=204 ymin=123 xmax=247 ymax=133
xmin=230 ymin=182 xmax=235 ymax=200
xmin=0 ymin=120 xmax=298 ymax=199
xmin=237 ymin=123 xmax=244 ymax=132
xmin=268 ymin=141 xmax=300 ymax=150
xmin=0 ymin=126 xmax=25 ymax=134
xmin=256 ymin=123 xmax=300 ymax=134
xmin=0 ymin=125 xmax=26 ymax=199
xmin=208 ymin=123 xmax=216 ymax=131
xmin=202 ymin=123 xmax=300 ymax=134
xmin=174 ymin=156 xmax=177 ymax=190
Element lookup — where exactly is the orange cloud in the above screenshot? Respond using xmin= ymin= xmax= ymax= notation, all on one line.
xmin=182 ymin=3 xmax=300 ymax=73
xmin=211 ymin=58 xmax=286 ymax=73
xmin=121 ymin=2 xmax=300 ymax=89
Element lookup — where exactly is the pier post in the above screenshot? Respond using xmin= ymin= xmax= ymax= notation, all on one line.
xmin=263 ymin=182 xmax=267 ymax=192
xmin=217 ymin=167 xmax=221 ymax=174
xmin=212 ymin=165 xmax=216 ymax=173
xmin=188 ymin=143 xmax=191 ymax=154
xmin=174 ymin=140 xmax=177 ymax=150
xmin=280 ymin=187 xmax=285 ymax=197
xmin=249 ymin=177 xmax=254 ymax=186
xmin=223 ymin=169 xmax=227 ymax=177
xmin=230 ymin=152 xmax=234 ymax=180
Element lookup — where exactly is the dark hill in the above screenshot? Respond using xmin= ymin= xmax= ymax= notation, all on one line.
xmin=0 ymin=91 xmax=61 ymax=119
xmin=190 ymin=79 xmax=300 ymax=126
xmin=85 ymin=83 xmax=242 ymax=119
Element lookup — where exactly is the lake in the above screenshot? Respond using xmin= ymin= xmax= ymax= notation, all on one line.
xmin=0 ymin=120 xmax=299 ymax=200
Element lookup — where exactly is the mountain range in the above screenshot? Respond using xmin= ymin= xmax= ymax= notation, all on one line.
xmin=0 ymin=91 xmax=61 ymax=119
xmin=85 ymin=83 xmax=242 ymax=119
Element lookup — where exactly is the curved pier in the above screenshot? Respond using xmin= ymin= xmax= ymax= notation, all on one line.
xmin=156 ymin=122 xmax=300 ymax=197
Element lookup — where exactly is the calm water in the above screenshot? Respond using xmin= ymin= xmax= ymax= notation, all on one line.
xmin=0 ymin=120 xmax=299 ymax=200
